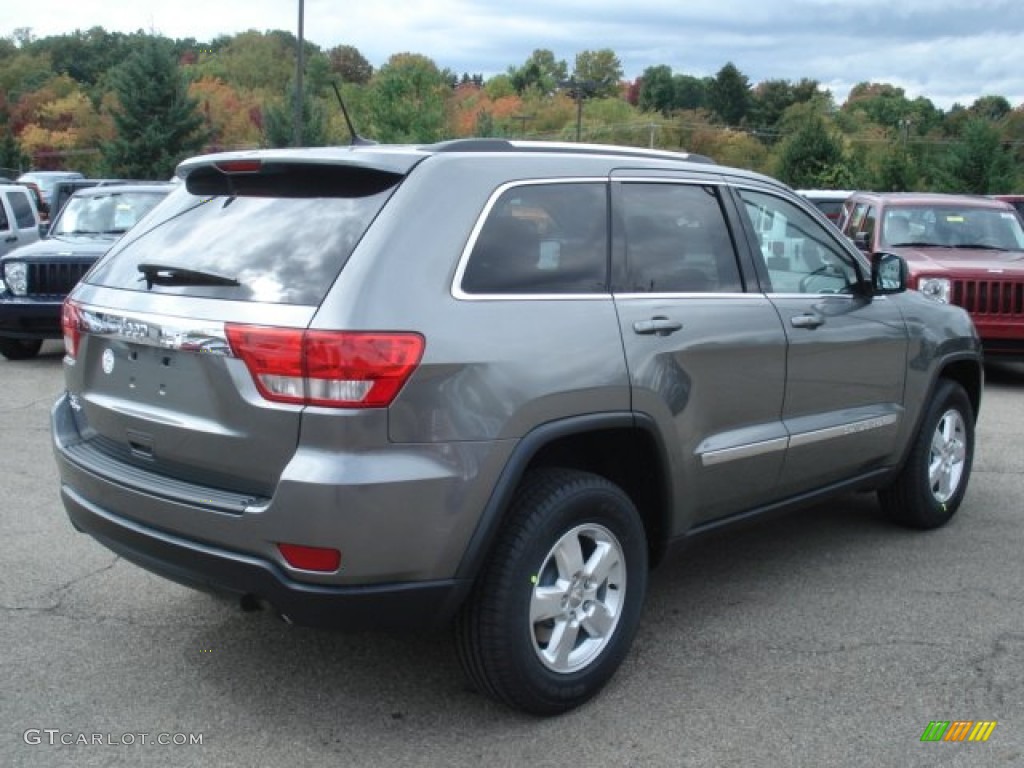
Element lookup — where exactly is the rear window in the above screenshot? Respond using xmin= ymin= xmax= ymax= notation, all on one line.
xmin=86 ymin=166 xmax=401 ymax=305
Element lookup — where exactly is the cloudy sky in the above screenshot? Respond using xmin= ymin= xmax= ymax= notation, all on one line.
xmin=3 ymin=0 xmax=1024 ymax=110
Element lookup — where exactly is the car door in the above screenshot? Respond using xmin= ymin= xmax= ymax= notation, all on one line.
xmin=1 ymin=188 xmax=40 ymax=254
xmin=731 ymin=186 xmax=909 ymax=497
xmin=611 ymin=173 xmax=789 ymax=528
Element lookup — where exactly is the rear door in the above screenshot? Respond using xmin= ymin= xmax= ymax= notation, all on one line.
xmin=611 ymin=173 xmax=789 ymax=527
xmin=64 ymin=159 xmax=411 ymax=501
xmin=731 ymin=185 xmax=908 ymax=496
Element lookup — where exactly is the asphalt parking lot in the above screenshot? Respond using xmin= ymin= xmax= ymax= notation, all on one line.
xmin=3 ymin=341 xmax=1023 ymax=767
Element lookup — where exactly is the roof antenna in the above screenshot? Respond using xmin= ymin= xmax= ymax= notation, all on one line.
xmin=331 ymin=81 xmax=376 ymax=146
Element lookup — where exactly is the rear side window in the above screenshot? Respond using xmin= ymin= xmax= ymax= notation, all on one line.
xmin=87 ymin=169 xmax=400 ymax=305
xmin=461 ymin=182 xmax=608 ymax=295
xmin=619 ymin=182 xmax=742 ymax=293
xmin=5 ymin=190 xmax=36 ymax=229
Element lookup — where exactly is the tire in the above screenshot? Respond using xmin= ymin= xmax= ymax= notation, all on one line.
xmin=455 ymin=468 xmax=648 ymax=716
xmin=0 ymin=338 xmax=43 ymax=361
xmin=879 ymin=379 xmax=974 ymax=529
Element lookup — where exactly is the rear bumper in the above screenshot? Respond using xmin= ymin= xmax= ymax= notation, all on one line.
xmin=50 ymin=392 xmax=506 ymax=630
xmin=0 ymin=296 xmax=63 ymax=339
xmin=61 ymin=483 xmax=466 ymax=630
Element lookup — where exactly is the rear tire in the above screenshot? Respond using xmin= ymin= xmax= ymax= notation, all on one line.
xmin=879 ymin=379 xmax=974 ymax=529
xmin=0 ymin=338 xmax=43 ymax=360
xmin=455 ymin=468 xmax=648 ymax=715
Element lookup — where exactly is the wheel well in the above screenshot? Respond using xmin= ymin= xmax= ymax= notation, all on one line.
xmin=939 ymin=360 xmax=983 ymax=423
xmin=524 ymin=428 xmax=669 ymax=564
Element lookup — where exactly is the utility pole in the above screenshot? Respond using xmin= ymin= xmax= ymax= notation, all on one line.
xmin=293 ymin=0 xmax=304 ymax=147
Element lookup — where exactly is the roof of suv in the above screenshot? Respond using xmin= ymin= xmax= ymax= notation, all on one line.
xmin=850 ymin=191 xmax=1010 ymax=209
xmin=176 ymin=138 xmax=718 ymax=178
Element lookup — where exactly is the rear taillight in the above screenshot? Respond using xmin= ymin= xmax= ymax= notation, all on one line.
xmin=62 ymin=298 xmax=83 ymax=360
xmin=225 ymin=325 xmax=424 ymax=408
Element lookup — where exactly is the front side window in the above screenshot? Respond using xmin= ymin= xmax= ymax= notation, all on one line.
xmin=619 ymin=182 xmax=742 ymax=293
xmin=5 ymin=190 xmax=35 ymax=230
xmin=461 ymin=182 xmax=608 ymax=295
xmin=738 ymin=188 xmax=860 ymax=294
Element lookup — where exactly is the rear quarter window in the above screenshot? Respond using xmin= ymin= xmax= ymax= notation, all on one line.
xmin=460 ymin=182 xmax=608 ymax=295
xmin=87 ymin=173 xmax=399 ymax=305
xmin=5 ymin=190 xmax=36 ymax=229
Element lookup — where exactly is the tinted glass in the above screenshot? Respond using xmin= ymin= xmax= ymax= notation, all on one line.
xmin=87 ymin=178 xmax=398 ymax=305
xmin=739 ymin=188 xmax=859 ymax=294
xmin=462 ymin=182 xmax=608 ymax=294
xmin=620 ymin=182 xmax=742 ymax=293
xmin=6 ymin=190 xmax=35 ymax=229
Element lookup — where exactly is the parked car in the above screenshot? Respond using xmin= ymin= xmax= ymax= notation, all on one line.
xmin=842 ymin=191 xmax=1024 ymax=358
xmin=52 ymin=140 xmax=982 ymax=715
xmin=992 ymin=194 xmax=1024 ymax=218
xmin=796 ymin=189 xmax=855 ymax=225
xmin=48 ymin=179 xmax=142 ymax=223
xmin=0 ymin=182 xmax=41 ymax=259
xmin=16 ymin=170 xmax=84 ymax=208
xmin=0 ymin=183 xmax=171 ymax=359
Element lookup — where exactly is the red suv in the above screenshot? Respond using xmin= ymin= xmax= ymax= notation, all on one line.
xmin=842 ymin=191 xmax=1024 ymax=357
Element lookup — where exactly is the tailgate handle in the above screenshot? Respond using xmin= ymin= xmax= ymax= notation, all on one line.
xmin=126 ymin=430 xmax=154 ymax=460
xmin=633 ymin=317 xmax=683 ymax=336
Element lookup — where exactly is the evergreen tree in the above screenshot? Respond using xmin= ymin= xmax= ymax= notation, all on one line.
xmin=0 ymin=113 xmax=28 ymax=175
xmin=101 ymin=38 xmax=205 ymax=178
xmin=263 ymin=82 xmax=329 ymax=148
xmin=776 ymin=114 xmax=850 ymax=188
xmin=709 ymin=62 xmax=750 ymax=126
xmin=936 ymin=118 xmax=1016 ymax=194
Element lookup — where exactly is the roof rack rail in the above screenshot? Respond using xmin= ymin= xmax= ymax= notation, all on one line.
xmin=424 ymin=138 xmax=715 ymax=165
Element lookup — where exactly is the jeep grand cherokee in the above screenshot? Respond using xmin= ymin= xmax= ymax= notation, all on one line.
xmin=52 ymin=140 xmax=982 ymax=715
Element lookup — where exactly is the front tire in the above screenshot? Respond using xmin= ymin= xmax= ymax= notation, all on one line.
xmin=455 ymin=468 xmax=648 ymax=715
xmin=879 ymin=379 xmax=974 ymax=529
xmin=0 ymin=338 xmax=43 ymax=360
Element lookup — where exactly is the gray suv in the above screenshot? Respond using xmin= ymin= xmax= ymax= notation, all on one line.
xmin=52 ymin=140 xmax=983 ymax=715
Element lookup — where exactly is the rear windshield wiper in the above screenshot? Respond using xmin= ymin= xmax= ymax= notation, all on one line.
xmin=137 ymin=263 xmax=240 ymax=290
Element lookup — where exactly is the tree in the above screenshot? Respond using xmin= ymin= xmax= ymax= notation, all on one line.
xmin=673 ymin=75 xmax=708 ymax=110
xmin=969 ymin=95 xmax=1012 ymax=122
xmin=776 ymin=113 xmax=850 ymax=188
xmin=708 ymin=62 xmax=750 ymax=126
xmin=638 ymin=65 xmax=675 ymax=115
xmin=572 ymin=49 xmax=623 ymax=98
xmin=262 ymin=81 xmax=329 ymax=148
xmin=367 ymin=53 xmax=449 ymax=143
xmin=0 ymin=115 xmax=28 ymax=174
xmin=936 ymin=118 xmax=1016 ymax=194
xmin=101 ymin=38 xmax=205 ymax=178
xmin=508 ymin=49 xmax=567 ymax=96
xmin=328 ymin=44 xmax=373 ymax=85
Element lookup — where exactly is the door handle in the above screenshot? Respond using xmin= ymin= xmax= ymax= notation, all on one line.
xmin=3 ymin=235 xmax=16 ymax=243
xmin=790 ymin=313 xmax=824 ymax=329
xmin=633 ymin=317 xmax=683 ymax=336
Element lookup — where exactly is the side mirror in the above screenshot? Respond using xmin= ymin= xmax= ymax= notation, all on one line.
xmin=853 ymin=231 xmax=871 ymax=252
xmin=870 ymin=252 xmax=908 ymax=295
